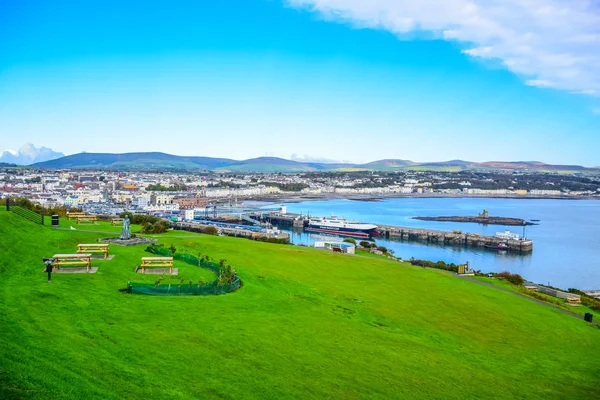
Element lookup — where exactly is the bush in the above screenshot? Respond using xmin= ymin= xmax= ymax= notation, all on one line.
xmin=343 ymin=238 xmax=357 ymax=245
xmin=140 ymin=220 xmax=170 ymax=234
xmin=497 ymin=271 xmax=525 ymax=286
xmin=377 ymin=246 xmax=388 ymax=254
xmin=359 ymin=241 xmax=371 ymax=248
xmin=218 ymin=264 xmax=238 ymax=285
xmin=203 ymin=226 xmax=218 ymax=235
xmin=506 ymin=273 xmax=525 ymax=286
xmin=409 ymin=259 xmax=459 ymax=273
xmin=4 ymin=197 xmax=80 ymax=217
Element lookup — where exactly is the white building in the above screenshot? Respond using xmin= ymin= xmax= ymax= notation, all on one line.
xmin=496 ymin=230 xmax=520 ymax=240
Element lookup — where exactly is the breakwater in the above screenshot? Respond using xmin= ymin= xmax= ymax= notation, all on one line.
xmin=377 ymin=225 xmax=533 ymax=252
xmin=254 ymin=213 xmax=533 ymax=252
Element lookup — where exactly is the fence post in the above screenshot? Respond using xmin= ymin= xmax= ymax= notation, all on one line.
xmin=41 ymin=213 xmax=45 ymax=225
xmin=6 ymin=197 xmax=9 ymax=211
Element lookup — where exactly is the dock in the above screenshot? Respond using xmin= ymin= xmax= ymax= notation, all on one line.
xmin=377 ymin=225 xmax=533 ymax=252
xmin=254 ymin=212 xmax=533 ymax=252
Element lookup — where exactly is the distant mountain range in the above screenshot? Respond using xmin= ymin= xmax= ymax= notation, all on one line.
xmin=27 ymin=152 xmax=600 ymax=174
xmin=0 ymin=143 xmax=64 ymax=165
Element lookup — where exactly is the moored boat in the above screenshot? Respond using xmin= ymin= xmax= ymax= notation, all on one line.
xmin=484 ymin=242 xmax=511 ymax=250
xmin=306 ymin=216 xmax=378 ymax=238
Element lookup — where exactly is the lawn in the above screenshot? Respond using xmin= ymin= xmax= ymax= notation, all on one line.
xmin=1 ymin=209 xmax=599 ymax=399
xmin=471 ymin=275 xmax=598 ymax=318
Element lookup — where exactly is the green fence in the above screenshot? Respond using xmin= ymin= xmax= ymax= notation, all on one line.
xmin=9 ymin=205 xmax=44 ymax=225
xmin=126 ymin=245 xmax=242 ymax=296
xmin=127 ymin=279 xmax=241 ymax=296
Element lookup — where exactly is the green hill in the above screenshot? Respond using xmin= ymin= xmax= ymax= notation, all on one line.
xmin=31 ymin=152 xmax=600 ymax=173
xmin=1 ymin=209 xmax=599 ymax=399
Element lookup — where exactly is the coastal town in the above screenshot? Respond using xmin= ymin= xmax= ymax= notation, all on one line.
xmin=2 ymin=167 xmax=599 ymax=214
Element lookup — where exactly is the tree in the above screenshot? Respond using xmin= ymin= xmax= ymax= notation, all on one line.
xmin=203 ymin=226 xmax=218 ymax=235
xmin=343 ymin=238 xmax=357 ymax=245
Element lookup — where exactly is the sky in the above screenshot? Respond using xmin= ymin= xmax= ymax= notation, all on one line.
xmin=1 ymin=0 xmax=599 ymax=166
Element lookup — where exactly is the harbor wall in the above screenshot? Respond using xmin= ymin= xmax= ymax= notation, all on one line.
xmin=258 ymin=213 xmax=533 ymax=252
xmin=377 ymin=225 xmax=533 ymax=252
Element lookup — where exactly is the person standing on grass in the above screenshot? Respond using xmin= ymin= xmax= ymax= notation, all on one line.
xmin=43 ymin=258 xmax=55 ymax=283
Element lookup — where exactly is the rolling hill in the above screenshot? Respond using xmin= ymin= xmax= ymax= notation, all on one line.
xmin=30 ymin=152 xmax=600 ymax=173
xmin=1 ymin=209 xmax=600 ymax=398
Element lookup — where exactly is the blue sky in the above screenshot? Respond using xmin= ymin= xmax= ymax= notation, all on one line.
xmin=1 ymin=0 xmax=599 ymax=165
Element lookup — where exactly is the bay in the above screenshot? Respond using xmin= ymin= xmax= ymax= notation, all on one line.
xmin=273 ymin=197 xmax=600 ymax=290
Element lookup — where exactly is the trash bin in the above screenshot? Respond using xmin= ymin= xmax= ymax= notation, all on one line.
xmin=51 ymin=214 xmax=59 ymax=227
xmin=584 ymin=313 xmax=593 ymax=323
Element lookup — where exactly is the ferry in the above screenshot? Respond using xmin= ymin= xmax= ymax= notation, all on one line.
xmin=306 ymin=216 xmax=378 ymax=238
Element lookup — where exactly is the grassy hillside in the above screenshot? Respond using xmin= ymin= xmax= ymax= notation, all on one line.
xmin=1 ymin=209 xmax=599 ymax=399
xmin=31 ymin=151 xmax=600 ymax=173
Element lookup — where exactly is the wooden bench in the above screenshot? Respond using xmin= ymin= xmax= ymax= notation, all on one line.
xmin=78 ymin=244 xmax=109 ymax=259
xmin=52 ymin=254 xmax=92 ymax=271
xmin=76 ymin=215 xmax=97 ymax=224
xmin=67 ymin=213 xmax=87 ymax=220
xmin=141 ymin=257 xmax=173 ymax=273
xmin=111 ymin=218 xmax=123 ymax=226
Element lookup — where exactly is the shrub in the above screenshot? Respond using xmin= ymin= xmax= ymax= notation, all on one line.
xmin=497 ymin=271 xmax=525 ymax=286
xmin=497 ymin=271 xmax=511 ymax=280
xmin=203 ymin=226 xmax=218 ymax=235
xmin=140 ymin=220 xmax=170 ymax=234
xmin=343 ymin=238 xmax=357 ymax=245
xmin=359 ymin=241 xmax=371 ymax=248
xmin=377 ymin=246 xmax=388 ymax=254
xmin=506 ymin=273 xmax=525 ymax=286
xmin=218 ymin=264 xmax=238 ymax=286
xmin=409 ymin=259 xmax=459 ymax=273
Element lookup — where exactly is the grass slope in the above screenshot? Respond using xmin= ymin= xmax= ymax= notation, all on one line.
xmin=1 ymin=210 xmax=599 ymax=399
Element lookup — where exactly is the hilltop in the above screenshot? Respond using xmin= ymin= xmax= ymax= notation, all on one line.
xmin=30 ymin=152 xmax=600 ymax=174
xmin=1 ymin=209 xmax=599 ymax=399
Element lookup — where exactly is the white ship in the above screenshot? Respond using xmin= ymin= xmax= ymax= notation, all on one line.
xmin=306 ymin=216 xmax=378 ymax=238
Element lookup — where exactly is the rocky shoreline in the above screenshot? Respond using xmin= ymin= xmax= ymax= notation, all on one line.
xmin=412 ymin=216 xmax=535 ymax=226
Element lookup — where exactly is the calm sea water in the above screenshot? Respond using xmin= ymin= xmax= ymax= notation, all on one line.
xmin=267 ymin=198 xmax=600 ymax=290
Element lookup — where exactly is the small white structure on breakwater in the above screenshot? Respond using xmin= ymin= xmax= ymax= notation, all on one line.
xmin=314 ymin=241 xmax=355 ymax=254
xmin=495 ymin=230 xmax=520 ymax=240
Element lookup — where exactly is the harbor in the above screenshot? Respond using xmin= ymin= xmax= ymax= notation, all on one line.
xmin=244 ymin=210 xmax=534 ymax=252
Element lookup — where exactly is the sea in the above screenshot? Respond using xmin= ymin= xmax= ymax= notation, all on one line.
xmin=256 ymin=197 xmax=600 ymax=290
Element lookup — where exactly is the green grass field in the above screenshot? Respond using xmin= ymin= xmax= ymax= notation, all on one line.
xmin=470 ymin=276 xmax=598 ymax=317
xmin=1 ymin=209 xmax=599 ymax=399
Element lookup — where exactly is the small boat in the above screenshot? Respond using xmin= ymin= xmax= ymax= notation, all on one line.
xmin=484 ymin=242 xmax=511 ymax=251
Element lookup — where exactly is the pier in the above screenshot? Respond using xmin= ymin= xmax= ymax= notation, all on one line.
xmin=377 ymin=225 xmax=533 ymax=252
xmin=253 ymin=212 xmax=533 ymax=252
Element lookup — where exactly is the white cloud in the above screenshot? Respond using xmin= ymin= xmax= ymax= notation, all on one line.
xmin=288 ymin=0 xmax=600 ymax=95
xmin=571 ymin=89 xmax=596 ymax=95
xmin=525 ymin=79 xmax=554 ymax=88
xmin=593 ymin=107 xmax=600 ymax=115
